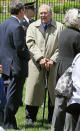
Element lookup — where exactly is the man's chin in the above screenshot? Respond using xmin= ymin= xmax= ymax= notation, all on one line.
xmin=42 ymin=20 xmax=47 ymax=24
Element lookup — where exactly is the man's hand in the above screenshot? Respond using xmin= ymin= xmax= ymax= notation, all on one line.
xmin=39 ymin=58 xmax=46 ymax=68
xmin=39 ymin=58 xmax=53 ymax=70
xmin=0 ymin=65 xmax=2 ymax=72
xmin=45 ymin=59 xmax=53 ymax=71
xmin=30 ymin=54 xmax=33 ymax=59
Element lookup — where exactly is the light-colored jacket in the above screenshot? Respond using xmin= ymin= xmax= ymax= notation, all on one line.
xmin=25 ymin=19 xmax=64 ymax=106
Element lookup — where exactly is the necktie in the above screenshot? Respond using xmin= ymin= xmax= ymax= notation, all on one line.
xmin=44 ymin=24 xmax=48 ymax=32
xmin=29 ymin=19 xmax=32 ymax=24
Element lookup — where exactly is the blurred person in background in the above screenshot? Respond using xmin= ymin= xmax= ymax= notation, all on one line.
xmin=20 ymin=1 xmax=36 ymax=37
xmin=20 ymin=1 xmax=36 ymax=106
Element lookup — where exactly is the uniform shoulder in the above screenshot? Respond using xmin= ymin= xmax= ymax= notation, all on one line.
xmin=28 ymin=19 xmax=41 ymax=27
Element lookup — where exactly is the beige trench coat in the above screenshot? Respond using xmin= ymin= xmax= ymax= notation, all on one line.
xmin=25 ymin=19 xmax=64 ymax=106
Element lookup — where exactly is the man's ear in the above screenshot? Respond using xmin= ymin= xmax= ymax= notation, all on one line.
xmin=20 ymin=9 xmax=24 ymax=13
xmin=50 ymin=11 xmax=52 ymax=16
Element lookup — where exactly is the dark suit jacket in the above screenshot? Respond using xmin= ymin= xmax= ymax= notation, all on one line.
xmin=0 ymin=17 xmax=30 ymax=77
xmin=55 ymin=27 xmax=80 ymax=82
xmin=20 ymin=17 xmax=35 ymax=36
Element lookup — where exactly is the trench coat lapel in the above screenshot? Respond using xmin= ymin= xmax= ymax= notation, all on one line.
xmin=36 ymin=19 xmax=57 ymax=37
xmin=37 ymin=24 xmax=45 ymax=37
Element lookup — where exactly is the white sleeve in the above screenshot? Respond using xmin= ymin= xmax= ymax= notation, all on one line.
xmin=72 ymin=54 xmax=80 ymax=89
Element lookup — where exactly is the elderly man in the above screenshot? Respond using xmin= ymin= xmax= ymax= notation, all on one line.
xmin=25 ymin=4 xmax=64 ymax=124
xmin=0 ymin=0 xmax=30 ymax=129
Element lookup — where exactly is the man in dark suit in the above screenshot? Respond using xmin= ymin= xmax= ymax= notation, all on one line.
xmin=20 ymin=1 xmax=36 ymax=37
xmin=20 ymin=1 xmax=36 ymax=107
xmin=0 ymin=0 xmax=30 ymax=129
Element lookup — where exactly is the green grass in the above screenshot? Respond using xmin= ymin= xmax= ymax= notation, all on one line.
xmin=6 ymin=88 xmax=51 ymax=131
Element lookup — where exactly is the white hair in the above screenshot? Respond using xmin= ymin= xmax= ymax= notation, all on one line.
xmin=39 ymin=4 xmax=52 ymax=13
xmin=64 ymin=8 xmax=80 ymax=30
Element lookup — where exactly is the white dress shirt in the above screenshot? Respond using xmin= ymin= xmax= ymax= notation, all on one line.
xmin=11 ymin=15 xmax=20 ymax=23
xmin=24 ymin=15 xmax=29 ymax=23
xmin=69 ymin=53 xmax=80 ymax=104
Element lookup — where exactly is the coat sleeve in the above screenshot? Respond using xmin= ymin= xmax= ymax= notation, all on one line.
xmin=50 ymin=48 xmax=59 ymax=63
xmin=50 ymin=24 xmax=64 ymax=63
xmin=26 ymin=24 xmax=43 ymax=61
xmin=13 ymin=26 xmax=30 ymax=62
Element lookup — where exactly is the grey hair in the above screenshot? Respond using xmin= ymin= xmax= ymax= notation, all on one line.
xmin=64 ymin=8 xmax=80 ymax=29
xmin=10 ymin=0 xmax=24 ymax=15
xmin=39 ymin=4 xmax=52 ymax=13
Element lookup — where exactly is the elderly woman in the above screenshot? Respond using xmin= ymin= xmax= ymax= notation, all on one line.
xmin=51 ymin=8 xmax=80 ymax=131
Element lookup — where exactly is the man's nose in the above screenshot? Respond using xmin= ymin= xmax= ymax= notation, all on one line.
xmin=42 ymin=13 xmax=45 ymax=17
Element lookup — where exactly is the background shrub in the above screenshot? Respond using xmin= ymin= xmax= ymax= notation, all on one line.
xmin=0 ymin=5 xmax=3 ymax=13
xmin=63 ymin=2 xmax=80 ymax=13
xmin=53 ymin=2 xmax=80 ymax=14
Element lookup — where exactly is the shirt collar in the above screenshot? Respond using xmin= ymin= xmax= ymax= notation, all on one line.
xmin=42 ymin=21 xmax=51 ymax=27
xmin=24 ymin=15 xmax=29 ymax=23
xmin=11 ymin=15 xmax=20 ymax=23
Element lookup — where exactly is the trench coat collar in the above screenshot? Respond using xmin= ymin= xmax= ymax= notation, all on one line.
xmin=35 ymin=19 xmax=57 ymax=36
